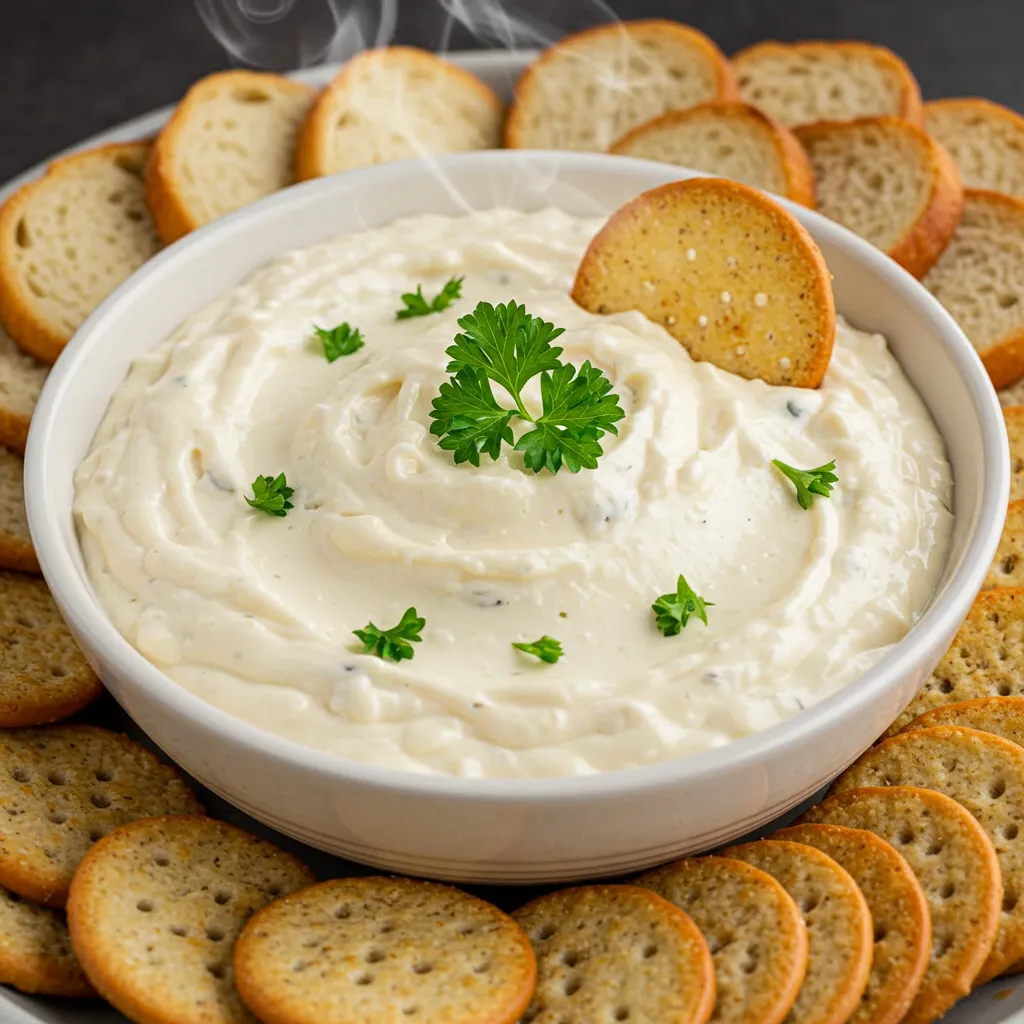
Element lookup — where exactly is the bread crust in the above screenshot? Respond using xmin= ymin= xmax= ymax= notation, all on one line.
xmin=505 ymin=20 xmax=738 ymax=149
xmin=146 ymin=70 xmax=315 ymax=244
xmin=611 ymin=100 xmax=816 ymax=207
xmin=295 ymin=46 xmax=504 ymax=181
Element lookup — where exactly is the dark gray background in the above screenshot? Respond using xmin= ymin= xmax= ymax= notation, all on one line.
xmin=2 ymin=0 xmax=1024 ymax=183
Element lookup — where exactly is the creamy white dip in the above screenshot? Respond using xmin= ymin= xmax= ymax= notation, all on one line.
xmin=74 ymin=208 xmax=953 ymax=779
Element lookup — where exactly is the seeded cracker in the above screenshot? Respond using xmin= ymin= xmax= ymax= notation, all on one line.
xmin=0 ymin=447 xmax=38 ymax=573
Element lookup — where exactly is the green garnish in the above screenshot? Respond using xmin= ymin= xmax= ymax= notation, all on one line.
xmin=512 ymin=636 xmax=563 ymax=664
xmin=652 ymin=575 xmax=713 ymax=637
xmin=354 ymin=607 xmax=425 ymax=662
xmin=245 ymin=473 xmax=294 ymax=517
xmin=772 ymin=459 xmax=838 ymax=510
xmin=396 ymin=276 xmax=464 ymax=319
xmin=429 ymin=300 xmax=625 ymax=473
xmin=314 ymin=322 xmax=364 ymax=362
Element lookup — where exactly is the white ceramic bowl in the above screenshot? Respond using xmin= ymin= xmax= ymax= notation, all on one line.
xmin=26 ymin=151 xmax=1008 ymax=883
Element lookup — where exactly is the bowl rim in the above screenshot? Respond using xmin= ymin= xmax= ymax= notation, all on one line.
xmin=26 ymin=149 xmax=1009 ymax=800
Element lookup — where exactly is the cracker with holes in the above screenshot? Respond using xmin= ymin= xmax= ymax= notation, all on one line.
xmin=0 ymin=571 xmax=103 ymax=727
xmin=799 ymin=786 xmax=1000 ymax=1024
xmin=0 ymin=724 xmax=203 ymax=907
xmin=0 ymin=447 xmax=38 ymax=573
xmin=986 ymin=502 xmax=1024 ymax=589
xmin=571 ymin=177 xmax=836 ymax=388
xmin=513 ymin=885 xmax=714 ymax=1024
xmin=234 ymin=875 xmax=535 ymax=1024
xmin=1007 ymin=407 xmax=1024 ymax=501
xmin=902 ymin=697 xmax=1024 ymax=747
xmin=774 ymin=824 xmax=931 ymax=1024
xmin=68 ymin=815 xmax=313 ymax=1024
xmin=722 ymin=840 xmax=872 ymax=1024
xmin=831 ymin=725 xmax=1024 ymax=981
xmin=635 ymin=856 xmax=807 ymax=1024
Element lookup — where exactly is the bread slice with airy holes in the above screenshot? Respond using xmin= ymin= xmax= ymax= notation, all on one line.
xmin=0 ymin=142 xmax=161 ymax=364
xmin=0 ymin=325 xmax=46 ymax=455
xmin=794 ymin=117 xmax=963 ymax=278
xmin=923 ymin=189 xmax=1024 ymax=389
xmin=505 ymin=20 xmax=736 ymax=152
xmin=0 ymin=447 xmax=38 ymax=574
xmin=610 ymin=101 xmax=815 ymax=206
xmin=295 ymin=47 xmax=503 ymax=180
xmin=733 ymin=40 xmax=923 ymax=129
xmin=572 ymin=177 xmax=836 ymax=388
xmin=925 ymin=98 xmax=1024 ymax=199
xmin=146 ymin=71 xmax=315 ymax=244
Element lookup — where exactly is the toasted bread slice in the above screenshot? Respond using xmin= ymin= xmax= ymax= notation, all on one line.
xmin=0 ymin=142 xmax=161 ymax=364
xmin=0 ymin=448 xmax=38 ymax=574
xmin=925 ymin=98 xmax=1024 ymax=199
xmin=794 ymin=117 xmax=963 ymax=278
xmin=146 ymin=71 xmax=315 ymax=244
xmin=295 ymin=47 xmax=503 ymax=180
xmin=923 ymin=189 xmax=1024 ymax=389
xmin=733 ymin=40 xmax=923 ymax=129
xmin=0 ymin=325 xmax=46 ymax=455
xmin=610 ymin=101 xmax=815 ymax=206
xmin=572 ymin=177 xmax=835 ymax=387
xmin=506 ymin=20 xmax=736 ymax=152
xmin=1008 ymin=406 xmax=1024 ymax=501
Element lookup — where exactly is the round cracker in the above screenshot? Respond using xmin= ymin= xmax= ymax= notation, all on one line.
xmin=636 ymin=855 xmax=807 ymax=1024
xmin=0 ymin=724 xmax=203 ymax=907
xmin=234 ymin=875 xmax=535 ymax=1024
xmin=0 ymin=570 xmax=103 ymax=726
xmin=723 ymin=840 xmax=872 ymax=1024
xmin=68 ymin=815 xmax=314 ymax=1024
xmin=514 ymin=884 xmax=714 ymax=1024
xmin=0 ymin=882 xmax=93 ymax=997
xmin=775 ymin=823 xmax=931 ymax=1024
xmin=799 ymin=786 xmax=1001 ymax=1024
xmin=571 ymin=177 xmax=836 ymax=387
xmin=832 ymin=725 xmax=1024 ymax=982
xmin=902 ymin=696 xmax=1024 ymax=746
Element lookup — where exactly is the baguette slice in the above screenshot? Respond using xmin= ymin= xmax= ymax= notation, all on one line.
xmin=923 ymin=190 xmax=1024 ymax=389
xmin=0 ymin=447 xmax=37 ymax=575
xmin=146 ymin=71 xmax=315 ymax=244
xmin=611 ymin=101 xmax=815 ymax=206
xmin=0 ymin=325 xmax=46 ymax=455
xmin=925 ymin=98 xmax=1024 ymax=199
xmin=0 ymin=142 xmax=160 ymax=364
xmin=794 ymin=117 xmax=963 ymax=278
xmin=733 ymin=40 xmax=923 ymax=128
xmin=506 ymin=20 xmax=736 ymax=152
xmin=295 ymin=47 xmax=503 ymax=180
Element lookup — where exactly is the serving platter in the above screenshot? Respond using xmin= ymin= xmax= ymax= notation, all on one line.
xmin=2 ymin=48 xmax=1022 ymax=1024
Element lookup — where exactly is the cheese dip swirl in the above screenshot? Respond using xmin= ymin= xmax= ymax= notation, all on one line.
xmin=74 ymin=208 xmax=953 ymax=779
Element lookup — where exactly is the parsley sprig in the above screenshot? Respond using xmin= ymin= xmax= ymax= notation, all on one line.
xmin=512 ymin=636 xmax=563 ymax=664
xmin=772 ymin=459 xmax=838 ymax=510
xmin=245 ymin=473 xmax=294 ymax=517
xmin=652 ymin=575 xmax=713 ymax=636
xmin=397 ymin=276 xmax=464 ymax=320
xmin=354 ymin=607 xmax=425 ymax=662
xmin=314 ymin=322 xmax=364 ymax=362
xmin=430 ymin=300 xmax=625 ymax=473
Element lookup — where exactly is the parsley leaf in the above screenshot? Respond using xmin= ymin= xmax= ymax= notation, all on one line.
xmin=245 ymin=473 xmax=294 ymax=517
xmin=772 ymin=459 xmax=838 ymax=510
xmin=353 ymin=607 xmax=425 ymax=662
xmin=430 ymin=300 xmax=625 ymax=473
xmin=512 ymin=636 xmax=563 ymax=663
xmin=652 ymin=575 xmax=714 ymax=637
xmin=396 ymin=276 xmax=465 ymax=320
xmin=314 ymin=322 xmax=364 ymax=362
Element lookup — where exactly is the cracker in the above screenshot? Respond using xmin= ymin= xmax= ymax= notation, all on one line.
xmin=0 ymin=324 xmax=47 ymax=456
xmin=775 ymin=823 xmax=930 ymax=1024
xmin=513 ymin=884 xmax=714 ymax=1024
xmin=68 ymin=815 xmax=314 ymax=1024
xmin=0 ymin=724 xmax=203 ymax=907
xmin=234 ymin=875 xmax=536 ymax=1024
xmin=0 ymin=881 xmax=93 ymax=997
xmin=984 ymin=501 xmax=1024 ymax=589
xmin=723 ymin=840 xmax=872 ymax=1024
xmin=571 ymin=177 xmax=836 ymax=388
xmin=635 ymin=856 xmax=807 ymax=1024
xmin=902 ymin=697 xmax=1024 ymax=746
xmin=831 ymin=725 xmax=1024 ymax=981
xmin=800 ymin=786 xmax=1001 ymax=1024
xmin=0 ymin=447 xmax=38 ymax=573
xmin=0 ymin=570 xmax=103 ymax=726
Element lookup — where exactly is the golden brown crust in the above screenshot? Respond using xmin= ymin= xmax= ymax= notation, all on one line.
xmin=0 ymin=408 xmax=30 ymax=455
xmin=505 ymin=20 xmax=738 ymax=149
xmin=610 ymin=101 xmax=816 ymax=207
xmin=901 ymin=695 xmax=1024 ymax=740
xmin=146 ymin=70 xmax=315 ymax=244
